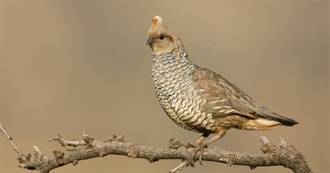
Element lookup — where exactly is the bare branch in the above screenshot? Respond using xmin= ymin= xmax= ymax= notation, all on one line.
xmin=0 ymin=124 xmax=24 ymax=157
xmin=0 ymin=123 xmax=312 ymax=173
xmin=0 ymin=123 xmax=29 ymax=168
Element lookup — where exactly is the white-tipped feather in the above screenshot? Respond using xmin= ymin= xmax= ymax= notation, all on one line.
xmin=154 ymin=16 xmax=162 ymax=24
xmin=150 ymin=16 xmax=162 ymax=29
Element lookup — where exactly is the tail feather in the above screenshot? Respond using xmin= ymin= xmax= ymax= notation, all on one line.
xmin=256 ymin=106 xmax=298 ymax=126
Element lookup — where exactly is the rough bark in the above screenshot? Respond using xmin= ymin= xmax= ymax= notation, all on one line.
xmin=0 ymin=123 xmax=312 ymax=173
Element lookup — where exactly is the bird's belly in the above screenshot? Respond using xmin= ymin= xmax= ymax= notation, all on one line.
xmin=153 ymin=66 xmax=218 ymax=133
xmin=159 ymin=92 xmax=218 ymax=134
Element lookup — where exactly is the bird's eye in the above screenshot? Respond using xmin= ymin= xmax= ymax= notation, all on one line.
xmin=159 ymin=34 xmax=165 ymax=40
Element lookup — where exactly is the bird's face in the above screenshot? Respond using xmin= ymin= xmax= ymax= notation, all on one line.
xmin=147 ymin=29 xmax=175 ymax=55
xmin=147 ymin=16 xmax=179 ymax=55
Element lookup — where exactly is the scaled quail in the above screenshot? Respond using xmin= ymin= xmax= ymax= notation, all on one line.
xmin=146 ymin=16 xmax=298 ymax=157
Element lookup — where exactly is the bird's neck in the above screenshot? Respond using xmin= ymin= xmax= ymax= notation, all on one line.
xmin=152 ymin=49 xmax=194 ymax=72
xmin=151 ymin=49 xmax=196 ymax=90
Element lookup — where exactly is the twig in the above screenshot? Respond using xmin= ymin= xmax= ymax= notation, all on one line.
xmin=0 ymin=123 xmax=28 ymax=167
xmin=169 ymin=161 xmax=188 ymax=173
xmin=0 ymin=122 xmax=313 ymax=173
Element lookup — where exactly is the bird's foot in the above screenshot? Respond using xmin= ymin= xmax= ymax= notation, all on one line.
xmin=192 ymin=144 xmax=207 ymax=165
xmin=185 ymin=141 xmax=208 ymax=165
xmin=186 ymin=142 xmax=207 ymax=167
xmin=183 ymin=144 xmax=206 ymax=165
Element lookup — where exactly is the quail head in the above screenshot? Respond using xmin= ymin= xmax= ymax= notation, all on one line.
xmin=146 ymin=16 xmax=298 ymax=159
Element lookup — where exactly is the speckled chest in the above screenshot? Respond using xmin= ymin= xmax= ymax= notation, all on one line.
xmin=151 ymin=52 xmax=217 ymax=133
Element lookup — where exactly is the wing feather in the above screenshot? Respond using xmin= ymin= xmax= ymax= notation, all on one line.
xmin=192 ymin=66 xmax=258 ymax=119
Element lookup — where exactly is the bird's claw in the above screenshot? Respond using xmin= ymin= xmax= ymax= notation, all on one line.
xmin=185 ymin=141 xmax=207 ymax=165
xmin=192 ymin=144 xmax=207 ymax=165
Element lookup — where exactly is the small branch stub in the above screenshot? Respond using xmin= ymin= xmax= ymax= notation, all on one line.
xmin=109 ymin=134 xmax=125 ymax=142
xmin=169 ymin=138 xmax=185 ymax=149
xmin=260 ymin=136 xmax=276 ymax=154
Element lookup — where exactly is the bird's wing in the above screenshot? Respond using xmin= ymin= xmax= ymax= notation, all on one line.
xmin=256 ymin=105 xmax=298 ymax=126
xmin=192 ymin=66 xmax=258 ymax=119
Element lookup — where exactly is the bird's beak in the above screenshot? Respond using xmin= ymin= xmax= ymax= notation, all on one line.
xmin=146 ymin=37 xmax=154 ymax=46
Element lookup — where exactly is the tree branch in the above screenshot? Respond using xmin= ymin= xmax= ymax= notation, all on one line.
xmin=0 ymin=123 xmax=312 ymax=173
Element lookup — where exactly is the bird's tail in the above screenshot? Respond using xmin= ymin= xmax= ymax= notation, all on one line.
xmin=256 ymin=105 xmax=298 ymax=126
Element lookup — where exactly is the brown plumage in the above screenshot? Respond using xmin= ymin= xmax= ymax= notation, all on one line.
xmin=146 ymin=16 xmax=298 ymax=157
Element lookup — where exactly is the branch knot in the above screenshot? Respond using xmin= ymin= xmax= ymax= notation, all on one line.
xmin=127 ymin=145 xmax=139 ymax=158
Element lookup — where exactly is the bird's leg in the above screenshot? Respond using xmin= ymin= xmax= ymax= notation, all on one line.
xmin=196 ymin=133 xmax=209 ymax=146
xmin=193 ymin=129 xmax=226 ymax=165
xmin=187 ymin=133 xmax=209 ymax=148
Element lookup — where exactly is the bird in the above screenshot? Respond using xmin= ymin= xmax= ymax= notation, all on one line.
xmin=146 ymin=16 xmax=298 ymax=161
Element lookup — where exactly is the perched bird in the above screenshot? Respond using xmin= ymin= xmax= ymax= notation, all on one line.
xmin=146 ymin=16 xmax=298 ymax=159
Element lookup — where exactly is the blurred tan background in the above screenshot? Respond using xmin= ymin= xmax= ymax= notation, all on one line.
xmin=0 ymin=1 xmax=328 ymax=173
